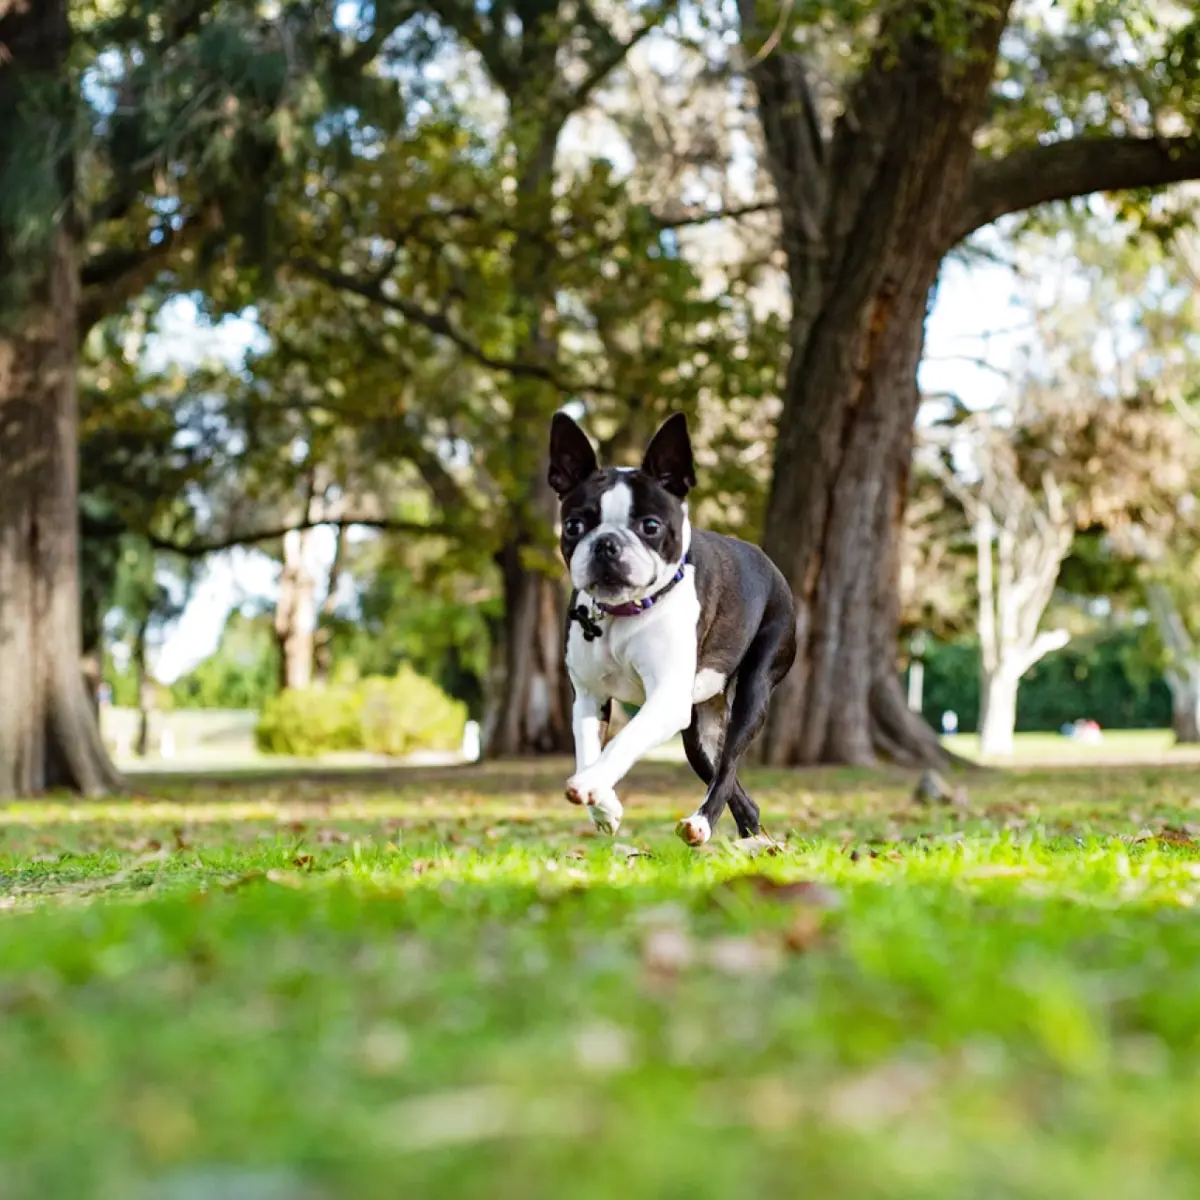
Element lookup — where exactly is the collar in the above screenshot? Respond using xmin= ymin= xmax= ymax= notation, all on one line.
xmin=569 ymin=554 xmax=691 ymax=642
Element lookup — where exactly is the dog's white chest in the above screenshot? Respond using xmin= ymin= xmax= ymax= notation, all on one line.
xmin=566 ymin=571 xmax=705 ymax=706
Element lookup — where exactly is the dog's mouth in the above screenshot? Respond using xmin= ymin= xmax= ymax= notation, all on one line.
xmin=587 ymin=561 xmax=636 ymax=596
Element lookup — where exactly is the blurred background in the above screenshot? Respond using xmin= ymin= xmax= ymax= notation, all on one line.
xmin=11 ymin=0 xmax=1200 ymax=778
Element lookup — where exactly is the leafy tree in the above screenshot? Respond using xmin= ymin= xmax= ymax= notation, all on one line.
xmin=736 ymin=0 xmax=1200 ymax=764
xmin=169 ymin=610 xmax=279 ymax=710
xmin=2 ymin=0 xmax=422 ymax=793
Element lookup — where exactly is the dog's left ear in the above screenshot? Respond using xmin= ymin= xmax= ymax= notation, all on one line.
xmin=641 ymin=413 xmax=695 ymax=498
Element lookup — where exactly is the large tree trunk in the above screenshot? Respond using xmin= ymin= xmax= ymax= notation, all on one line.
xmin=742 ymin=0 xmax=1013 ymax=766
xmin=0 ymin=233 xmax=123 ymax=796
xmin=978 ymin=669 xmax=1019 ymax=758
xmin=0 ymin=0 xmax=120 ymax=796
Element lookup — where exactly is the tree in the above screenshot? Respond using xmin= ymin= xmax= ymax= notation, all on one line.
xmin=737 ymin=0 xmax=1200 ymax=764
xmin=931 ymin=418 xmax=1072 ymax=756
xmin=0 ymin=0 xmax=121 ymax=795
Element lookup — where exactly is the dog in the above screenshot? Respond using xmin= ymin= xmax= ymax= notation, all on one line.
xmin=548 ymin=411 xmax=797 ymax=845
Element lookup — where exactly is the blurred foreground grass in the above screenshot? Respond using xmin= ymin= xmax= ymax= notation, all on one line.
xmin=3 ymin=758 xmax=1200 ymax=1198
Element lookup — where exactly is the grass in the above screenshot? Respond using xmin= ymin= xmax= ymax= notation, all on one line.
xmin=5 ymin=759 xmax=1200 ymax=1198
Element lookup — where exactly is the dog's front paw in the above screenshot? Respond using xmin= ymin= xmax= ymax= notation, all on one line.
xmin=676 ymin=813 xmax=711 ymax=847
xmin=566 ymin=771 xmax=623 ymax=836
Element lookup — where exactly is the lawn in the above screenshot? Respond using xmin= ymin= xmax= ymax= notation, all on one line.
xmin=4 ymin=758 xmax=1200 ymax=1199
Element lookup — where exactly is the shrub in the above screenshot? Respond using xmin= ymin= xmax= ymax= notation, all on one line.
xmin=357 ymin=667 xmax=467 ymax=757
xmin=254 ymin=686 xmax=363 ymax=757
xmin=255 ymin=666 xmax=466 ymax=758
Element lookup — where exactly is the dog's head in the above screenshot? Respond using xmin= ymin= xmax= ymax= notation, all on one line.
xmin=548 ymin=412 xmax=695 ymax=603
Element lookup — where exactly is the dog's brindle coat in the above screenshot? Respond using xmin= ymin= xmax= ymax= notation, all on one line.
xmin=549 ymin=412 xmax=797 ymax=844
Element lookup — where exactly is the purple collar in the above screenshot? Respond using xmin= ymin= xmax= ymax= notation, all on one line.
xmin=596 ymin=553 xmax=690 ymax=617
xmin=568 ymin=554 xmax=691 ymax=642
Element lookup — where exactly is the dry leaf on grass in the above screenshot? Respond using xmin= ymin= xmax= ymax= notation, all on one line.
xmin=706 ymin=936 xmax=782 ymax=977
xmin=728 ymin=834 xmax=783 ymax=858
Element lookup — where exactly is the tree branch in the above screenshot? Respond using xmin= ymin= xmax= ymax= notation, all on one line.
xmin=737 ymin=0 xmax=826 ymax=247
xmin=652 ymin=200 xmax=778 ymax=230
xmin=565 ymin=16 xmax=664 ymax=115
xmin=293 ymin=256 xmax=616 ymax=398
xmin=83 ymin=514 xmax=450 ymax=558
xmin=79 ymin=209 xmax=213 ymax=333
xmin=1015 ymin=628 xmax=1070 ymax=677
xmin=956 ymin=135 xmax=1200 ymax=244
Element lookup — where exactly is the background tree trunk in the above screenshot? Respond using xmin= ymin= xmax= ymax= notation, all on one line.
xmin=483 ymin=541 xmax=572 ymax=756
xmin=275 ymin=527 xmax=317 ymax=690
xmin=1147 ymin=583 xmax=1200 ymax=745
xmin=1169 ymin=672 xmax=1200 ymax=744
xmin=481 ymin=105 xmax=573 ymax=758
xmin=743 ymin=0 xmax=1012 ymax=766
xmin=979 ymin=670 xmax=1019 ymax=757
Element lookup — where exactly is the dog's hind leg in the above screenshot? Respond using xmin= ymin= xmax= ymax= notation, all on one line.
xmin=678 ymin=694 xmax=760 ymax=843
xmin=677 ymin=612 xmax=793 ymax=846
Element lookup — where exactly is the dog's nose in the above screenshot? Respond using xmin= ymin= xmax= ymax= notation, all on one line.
xmin=594 ymin=534 xmax=619 ymax=561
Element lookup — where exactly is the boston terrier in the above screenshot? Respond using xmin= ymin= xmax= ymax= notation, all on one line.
xmin=548 ymin=411 xmax=797 ymax=845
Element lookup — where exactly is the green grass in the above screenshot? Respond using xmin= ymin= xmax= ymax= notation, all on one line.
xmin=5 ymin=758 xmax=1200 ymax=1199
xmin=944 ymin=727 xmax=1200 ymax=764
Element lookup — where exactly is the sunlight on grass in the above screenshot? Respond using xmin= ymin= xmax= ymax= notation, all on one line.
xmin=4 ymin=759 xmax=1200 ymax=1198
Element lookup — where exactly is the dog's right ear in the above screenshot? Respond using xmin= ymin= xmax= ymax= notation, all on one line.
xmin=548 ymin=412 xmax=599 ymax=497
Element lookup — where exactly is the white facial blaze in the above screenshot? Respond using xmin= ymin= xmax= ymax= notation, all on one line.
xmin=599 ymin=480 xmax=634 ymax=529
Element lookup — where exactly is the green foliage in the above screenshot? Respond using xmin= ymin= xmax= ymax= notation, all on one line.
xmin=329 ymin=553 xmax=496 ymax=717
xmin=254 ymin=685 xmax=362 ymax=757
xmin=357 ymin=669 xmax=469 ymax=757
xmin=921 ymin=630 xmax=1172 ymax=733
xmin=170 ymin=611 xmax=279 ymax=710
xmin=254 ymin=666 xmax=466 ymax=758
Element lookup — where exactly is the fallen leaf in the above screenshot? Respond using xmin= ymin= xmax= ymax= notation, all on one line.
xmin=293 ymin=854 xmax=315 ymax=869
xmin=725 ymin=875 xmax=841 ymax=907
xmin=612 ymin=842 xmax=651 ymax=860
xmin=783 ymin=910 xmax=824 ymax=953
xmin=641 ymin=926 xmax=695 ymax=977
xmin=265 ymin=869 xmax=304 ymax=888
xmin=572 ymin=1020 xmax=633 ymax=1074
xmin=729 ymin=834 xmax=782 ymax=858
xmin=316 ymin=828 xmax=351 ymax=845
xmin=707 ymin=935 xmax=782 ymax=976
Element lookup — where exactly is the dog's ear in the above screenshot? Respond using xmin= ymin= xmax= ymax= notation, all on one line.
xmin=548 ymin=412 xmax=599 ymax=497
xmin=641 ymin=412 xmax=695 ymax=498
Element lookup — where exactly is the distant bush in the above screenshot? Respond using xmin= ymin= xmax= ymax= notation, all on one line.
xmin=255 ymin=666 xmax=466 ymax=758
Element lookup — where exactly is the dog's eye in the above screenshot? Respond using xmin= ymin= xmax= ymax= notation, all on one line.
xmin=563 ymin=517 xmax=587 ymax=538
xmin=640 ymin=517 xmax=663 ymax=537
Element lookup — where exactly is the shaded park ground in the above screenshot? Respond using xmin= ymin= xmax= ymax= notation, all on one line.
xmin=6 ymin=756 xmax=1200 ymax=1198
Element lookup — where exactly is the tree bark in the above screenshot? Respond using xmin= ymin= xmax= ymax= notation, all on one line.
xmin=744 ymin=0 xmax=1012 ymax=766
xmin=133 ymin=618 xmax=151 ymax=758
xmin=275 ymin=527 xmax=317 ymax=691
xmin=483 ymin=540 xmax=573 ymax=756
xmin=0 ymin=0 xmax=121 ymax=796
xmin=312 ymin=524 xmax=345 ymax=687
xmin=0 ymin=228 xmax=123 ymax=795
xmin=978 ymin=669 xmax=1019 ymax=758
